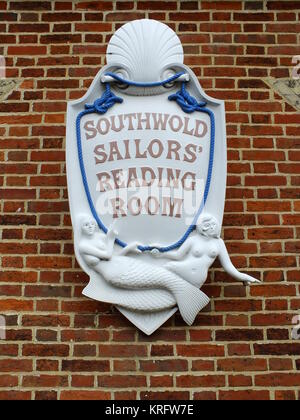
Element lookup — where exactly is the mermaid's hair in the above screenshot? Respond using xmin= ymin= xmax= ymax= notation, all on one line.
xmin=196 ymin=214 xmax=220 ymax=238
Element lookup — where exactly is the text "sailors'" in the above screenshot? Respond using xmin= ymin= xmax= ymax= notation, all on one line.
xmin=81 ymin=112 xmax=209 ymax=219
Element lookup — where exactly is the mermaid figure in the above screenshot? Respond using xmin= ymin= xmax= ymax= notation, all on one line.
xmin=151 ymin=214 xmax=260 ymax=288
xmin=78 ymin=216 xmax=140 ymax=263
xmin=78 ymin=215 xmax=209 ymax=325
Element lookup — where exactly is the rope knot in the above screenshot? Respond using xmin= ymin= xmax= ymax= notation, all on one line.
xmin=85 ymin=83 xmax=123 ymax=114
xmin=168 ymin=82 xmax=207 ymax=114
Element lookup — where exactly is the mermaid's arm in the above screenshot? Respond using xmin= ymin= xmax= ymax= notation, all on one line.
xmin=218 ymin=239 xmax=261 ymax=285
xmin=152 ymin=239 xmax=192 ymax=260
xmin=105 ymin=234 xmax=116 ymax=258
xmin=120 ymin=242 xmax=141 ymax=256
xmin=103 ymin=224 xmax=118 ymax=258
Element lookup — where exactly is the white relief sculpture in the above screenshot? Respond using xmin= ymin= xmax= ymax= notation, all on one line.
xmin=151 ymin=214 xmax=260 ymax=288
xmin=79 ymin=215 xmax=210 ymax=326
xmin=67 ymin=19 xmax=261 ymax=334
xmin=79 ymin=215 xmax=141 ymax=263
xmin=106 ymin=19 xmax=184 ymax=86
xmin=78 ymin=214 xmax=259 ymax=328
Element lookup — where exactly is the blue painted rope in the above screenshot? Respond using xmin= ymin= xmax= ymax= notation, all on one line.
xmin=104 ymin=71 xmax=186 ymax=87
xmin=76 ymin=84 xmax=127 ymax=248
xmin=168 ymin=81 xmax=207 ymax=113
xmin=141 ymin=86 xmax=215 ymax=252
xmin=85 ymin=82 xmax=123 ymax=113
xmin=76 ymin=73 xmax=216 ymax=252
xmin=140 ymin=82 xmax=215 ymax=252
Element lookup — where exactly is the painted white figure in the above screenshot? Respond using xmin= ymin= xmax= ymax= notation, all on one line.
xmin=79 ymin=216 xmax=210 ymax=325
xmin=79 ymin=215 xmax=140 ymax=264
xmin=151 ymin=215 xmax=260 ymax=288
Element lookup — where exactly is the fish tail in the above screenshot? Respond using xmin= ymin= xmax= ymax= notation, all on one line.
xmin=174 ymin=284 xmax=210 ymax=326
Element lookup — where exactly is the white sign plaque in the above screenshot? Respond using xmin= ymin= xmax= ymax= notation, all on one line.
xmin=66 ymin=19 xmax=259 ymax=335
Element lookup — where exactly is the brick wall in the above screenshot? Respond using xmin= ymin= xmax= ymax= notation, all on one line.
xmin=0 ymin=0 xmax=299 ymax=401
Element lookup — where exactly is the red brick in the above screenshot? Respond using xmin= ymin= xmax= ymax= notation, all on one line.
xmin=75 ymin=1 xmax=113 ymax=11
xmin=266 ymin=22 xmax=300 ymax=32
xmin=22 ymin=375 xmax=68 ymax=387
xmin=251 ymin=313 xmax=292 ymax=327
xmin=150 ymin=344 xmax=173 ymax=356
xmin=7 ymin=45 xmax=47 ymax=55
xmin=250 ymin=256 xmax=296 ymax=268
xmin=255 ymin=373 xmax=300 ymax=387
xmin=269 ymin=358 xmax=293 ymax=371
xmin=218 ymin=358 xmax=267 ymax=372
xmin=0 ymin=391 xmax=31 ymax=400
xmin=141 ymin=391 xmax=189 ymax=400
xmin=0 ymin=359 xmax=32 ymax=372
xmin=114 ymin=391 xmax=137 ymax=399
xmin=137 ymin=1 xmax=177 ymax=10
xmin=140 ymin=359 xmax=188 ymax=372
xmin=35 ymin=391 xmax=57 ymax=400
xmin=113 ymin=360 xmax=136 ymax=372
xmin=106 ymin=12 xmax=145 ymax=21
xmin=229 ymin=374 xmax=252 ymax=387
xmin=0 ymin=344 xmax=18 ymax=356
xmin=36 ymin=360 xmax=59 ymax=372
xmin=250 ymin=285 xmax=296 ymax=297
xmin=0 ymin=243 xmax=36 ymax=254
xmin=219 ymin=390 xmax=270 ymax=400
xmin=71 ymin=375 xmax=94 ymax=388
xmin=177 ymin=344 xmax=225 ymax=357
xmin=98 ymin=375 xmax=147 ymax=388
xmin=254 ymin=344 xmax=300 ymax=356
xmin=201 ymin=22 xmax=241 ymax=32
xmin=73 ymin=344 xmax=96 ymax=357
xmin=54 ymin=2 xmax=73 ymax=11
xmin=194 ymin=391 xmax=217 ymax=400
xmin=192 ymin=360 xmax=215 ymax=371
xmin=60 ymin=391 xmax=110 ymax=400
xmin=177 ymin=374 xmax=226 ymax=388
xmin=202 ymin=1 xmax=242 ymax=10
xmin=98 ymin=344 xmax=147 ymax=358
xmin=0 ymin=299 xmax=33 ymax=311
xmin=116 ymin=2 xmax=134 ymax=11
xmin=216 ymin=329 xmax=263 ymax=341
xmin=26 ymin=256 xmax=72 ymax=269
xmin=215 ymin=299 xmax=262 ymax=312
xmin=267 ymin=1 xmax=300 ymax=10
xmin=150 ymin=375 xmax=173 ymax=387
xmin=0 ymin=375 xmax=18 ymax=387
xmin=275 ymin=391 xmax=296 ymax=401
xmin=22 ymin=315 xmax=69 ymax=327
xmin=267 ymin=328 xmax=290 ymax=341
xmin=22 ymin=344 xmax=69 ymax=357
xmin=9 ymin=1 xmax=51 ymax=10
xmin=62 ymin=360 xmax=109 ymax=372
xmin=265 ymin=299 xmax=288 ymax=311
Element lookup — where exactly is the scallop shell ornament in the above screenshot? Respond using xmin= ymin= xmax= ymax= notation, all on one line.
xmin=106 ymin=19 xmax=184 ymax=83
